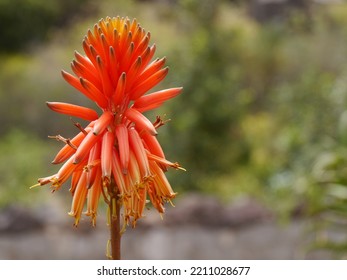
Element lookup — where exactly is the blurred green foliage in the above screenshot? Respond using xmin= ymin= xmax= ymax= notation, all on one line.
xmin=2 ymin=0 xmax=347 ymax=256
xmin=0 ymin=0 xmax=93 ymax=53
xmin=0 ymin=129 xmax=53 ymax=206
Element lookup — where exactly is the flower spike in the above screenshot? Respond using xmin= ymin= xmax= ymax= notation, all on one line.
xmin=35 ymin=16 xmax=183 ymax=231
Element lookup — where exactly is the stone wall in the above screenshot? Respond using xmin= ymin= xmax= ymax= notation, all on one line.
xmin=0 ymin=194 xmax=331 ymax=259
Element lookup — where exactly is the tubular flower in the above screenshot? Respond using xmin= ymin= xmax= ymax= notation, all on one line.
xmin=34 ymin=16 xmax=183 ymax=227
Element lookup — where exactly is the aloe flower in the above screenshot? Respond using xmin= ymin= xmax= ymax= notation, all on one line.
xmin=34 ymin=16 xmax=183 ymax=236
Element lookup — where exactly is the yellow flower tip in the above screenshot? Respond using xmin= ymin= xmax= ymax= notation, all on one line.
xmin=68 ymin=210 xmax=75 ymax=218
xmin=30 ymin=183 xmax=41 ymax=189
xmin=177 ymin=165 xmax=187 ymax=172
xmin=51 ymin=182 xmax=63 ymax=192
xmin=68 ymin=211 xmax=80 ymax=227
xmin=120 ymin=223 xmax=127 ymax=235
xmin=168 ymin=199 xmax=175 ymax=207
xmin=37 ymin=175 xmax=55 ymax=186
xmin=91 ymin=218 xmax=96 ymax=227
xmin=84 ymin=211 xmax=97 ymax=227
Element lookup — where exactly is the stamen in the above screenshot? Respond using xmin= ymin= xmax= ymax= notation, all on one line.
xmin=153 ymin=115 xmax=171 ymax=129
xmin=71 ymin=119 xmax=88 ymax=135
xmin=48 ymin=135 xmax=77 ymax=150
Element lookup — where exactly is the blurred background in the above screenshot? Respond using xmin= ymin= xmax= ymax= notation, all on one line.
xmin=1 ymin=0 xmax=347 ymax=259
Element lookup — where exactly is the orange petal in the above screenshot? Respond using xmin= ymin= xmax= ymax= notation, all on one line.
xmin=133 ymin=33 xmax=150 ymax=60
xmin=69 ymin=171 xmax=88 ymax=226
xmin=36 ymin=175 xmax=55 ymax=187
xmin=82 ymin=39 xmax=97 ymax=66
xmin=118 ymin=25 xmax=132 ymax=59
xmin=139 ymin=44 xmax=156 ymax=74
xmin=109 ymin=46 xmax=119 ymax=86
xmin=46 ymin=102 xmax=99 ymax=121
xmin=133 ymin=87 xmax=182 ymax=111
xmin=52 ymin=127 xmax=92 ymax=164
xmin=130 ymin=67 xmax=169 ymax=100
xmin=74 ymin=51 xmax=96 ymax=72
xmin=136 ymin=56 xmax=164 ymax=86
xmin=147 ymin=152 xmax=184 ymax=171
xmin=112 ymin=27 xmax=119 ymax=50
xmin=55 ymin=156 xmax=85 ymax=189
xmin=96 ymin=55 xmax=113 ymax=98
xmin=79 ymin=77 xmax=108 ymax=108
xmin=129 ymin=19 xmax=140 ymax=39
xmin=128 ymin=149 xmax=141 ymax=186
xmin=133 ymin=101 xmax=164 ymax=113
xmin=71 ymin=59 xmax=102 ymax=90
xmin=147 ymin=182 xmax=165 ymax=214
xmin=111 ymin=147 xmax=127 ymax=195
xmin=125 ymin=56 xmax=142 ymax=88
xmin=85 ymin=167 xmax=102 ymax=226
xmin=112 ymin=72 xmax=126 ymax=106
xmin=101 ymin=130 xmax=114 ymax=182
xmin=86 ymin=28 xmax=100 ymax=51
xmin=149 ymin=160 xmax=176 ymax=198
xmin=141 ymin=132 xmax=166 ymax=170
xmin=86 ymin=140 xmax=101 ymax=187
xmin=73 ymin=131 xmax=102 ymax=164
xmin=93 ymin=111 xmax=114 ymax=135
xmin=62 ymin=70 xmax=107 ymax=108
xmin=61 ymin=70 xmax=91 ymax=96
xmin=98 ymin=18 xmax=113 ymax=45
xmin=115 ymin=123 xmax=129 ymax=174
xmin=100 ymin=33 xmax=111 ymax=64
xmin=70 ymin=169 xmax=83 ymax=195
xmin=128 ymin=127 xmax=150 ymax=177
xmin=132 ymin=185 xmax=147 ymax=223
xmin=124 ymin=108 xmax=157 ymax=135
xmin=119 ymin=42 xmax=134 ymax=73
xmin=125 ymin=46 xmax=155 ymax=93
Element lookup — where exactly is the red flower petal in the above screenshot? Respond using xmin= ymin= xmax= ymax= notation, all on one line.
xmin=128 ymin=127 xmax=150 ymax=177
xmin=111 ymin=147 xmax=127 ymax=195
xmin=115 ymin=123 xmax=130 ymax=174
xmin=46 ymin=102 xmax=99 ymax=121
xmin=101 ymin=130 xmax=114 ymax=183
xmin=86 ymin=140 xmax=101 ymax=188
xmin=79 ymin=77 xmax=108 ymax=108
xmin=69 ymin=171 xmax=88 ymax=226
xmin=93 ymin=111 xmax=114 ymax=135
xmin=133 ymin=87 xmax=182 ymax=111
xmin=73 ymin=131 xmax=102 ymax=164
xmin=124 ymin=107 xmax=157 ymax=135
xmin=129 ymin=67 xmax=169 ymax=100
xmin=112 ymin=72 xmax=126 ymax=106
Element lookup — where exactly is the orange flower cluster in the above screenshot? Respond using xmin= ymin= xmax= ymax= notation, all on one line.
xmin=34 ymin=17 xmax=183 ymax=227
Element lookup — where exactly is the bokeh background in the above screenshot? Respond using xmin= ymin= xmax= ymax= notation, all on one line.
xmin=1 ymin=0 xmax=347 ymax=259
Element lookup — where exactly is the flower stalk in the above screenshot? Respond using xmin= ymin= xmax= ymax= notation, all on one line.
xmin=108 ymin=182 xmax=121 ymax=260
